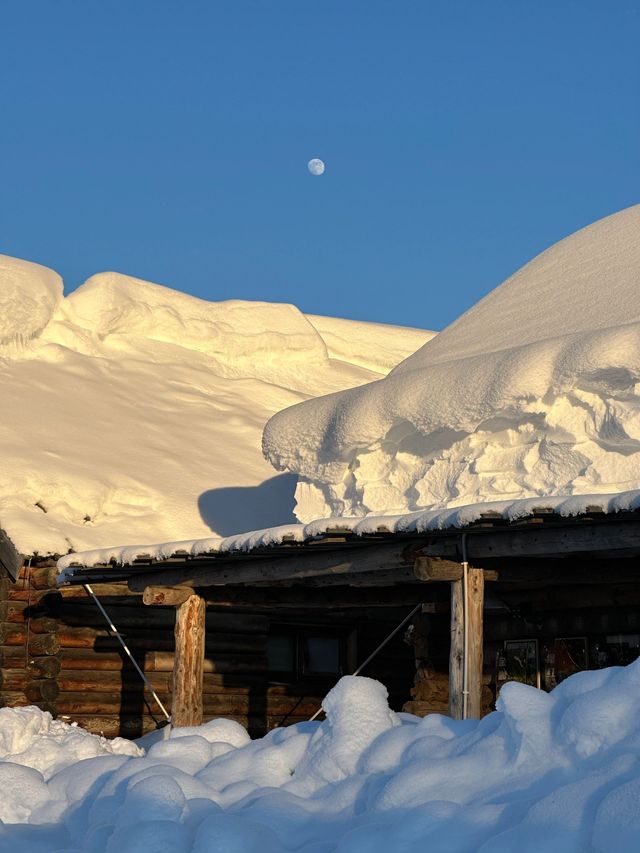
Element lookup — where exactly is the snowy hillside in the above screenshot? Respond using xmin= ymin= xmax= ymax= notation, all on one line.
xmin=4 ymin=667 xmax=640 ymax=851
xmin=264 ymin=205 xmax=640 ymax=521
xmin=0 ymin=256 xmax=432 ymax=556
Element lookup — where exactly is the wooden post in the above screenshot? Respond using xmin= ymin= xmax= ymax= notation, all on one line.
xmin=448 ymin=568 xmax=485 ymax=720
xmin=172 ymin=594 xmax=205 ymax=728
xmin=448 ymin=579 xmax=464 ymax=720
xmin=466 ymin=567 xmax=484 ymax=718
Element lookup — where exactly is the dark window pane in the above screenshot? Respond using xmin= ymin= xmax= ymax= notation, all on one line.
xmin=304 ymin=636 xmax=341 ymax=674
xmin=267 ymin=634 xmax=296 ymax=672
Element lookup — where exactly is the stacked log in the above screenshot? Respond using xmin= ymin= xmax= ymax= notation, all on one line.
xmin=0 ymin=562 xmax=328 ymax=737
xmin=1 ymin=563 xmax=418 ymax=738
xmin=0 ymin=564 xmax=59 ymax=714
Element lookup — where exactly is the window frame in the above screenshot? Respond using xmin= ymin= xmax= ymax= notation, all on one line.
xmin=267 ymin=623 xmax=356 ymax=683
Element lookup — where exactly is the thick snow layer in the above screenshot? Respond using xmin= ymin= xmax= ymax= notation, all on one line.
xmin=0 ymin=706 xmax=140 ymax=785
xmin=4 ymin=668 xmax=640 ymax=850
xmin=0 ymin=256 xmax=430 ymax=556
xmin=263 ymin=205 xmax=640 ymax=521
xmin=0 ymin=255 xmax=62 ymax=348
xmin=57 ymin=487 xmax=640 ymax=573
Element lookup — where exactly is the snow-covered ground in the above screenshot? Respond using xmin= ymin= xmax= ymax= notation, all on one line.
xmin=2 ymin=668 xmax=640 ymax=852
xmin=264 ymin=205 xmax=640 ymax=522
xmin=0 ymin=256 xmax=432 ymax=556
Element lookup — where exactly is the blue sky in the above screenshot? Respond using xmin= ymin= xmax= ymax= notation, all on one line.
xmin=1 ymin=1 xmax=638 ymax=330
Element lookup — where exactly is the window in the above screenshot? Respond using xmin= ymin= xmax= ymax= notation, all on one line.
xmin=303 ymin=635 xmax=341 ymax=676
xmin=267 ymin=625 xmax=351 ymax=681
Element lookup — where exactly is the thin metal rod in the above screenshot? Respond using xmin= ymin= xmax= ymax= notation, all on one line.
xmin=309 ymin=603 xmax=423 ymax=722
xmin=84 ymin=583 xmax=171 ymax=723
xmin=461 ymin=533 xmax=470 ymax=720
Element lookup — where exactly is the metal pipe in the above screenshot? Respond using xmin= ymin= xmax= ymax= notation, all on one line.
xmin=461 ymin=533 xmax=470 ymax=720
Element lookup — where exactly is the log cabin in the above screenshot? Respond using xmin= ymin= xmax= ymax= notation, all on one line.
xmin=3 ymin=492 xmax=640 ymax=735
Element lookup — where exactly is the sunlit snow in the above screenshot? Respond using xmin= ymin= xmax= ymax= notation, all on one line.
xmin=0 ymin=258 xmax=432 ymax=556
xmin=264 ymin=205 xmax=640 ymax=521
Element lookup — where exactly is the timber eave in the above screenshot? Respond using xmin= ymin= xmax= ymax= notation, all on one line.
xmin=57 ymin=508 xmax=640 ymax=591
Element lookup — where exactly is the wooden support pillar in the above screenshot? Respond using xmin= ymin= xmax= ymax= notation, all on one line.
xmin=448 ymin=579 xmax=463 ymax=720
xmin=172 ymin=593 xmax=205 ymax=728
xmin=448 ymin=567 xmax=485 ymax=720
xmin=466 ymin=567 xmax=484 ymax=719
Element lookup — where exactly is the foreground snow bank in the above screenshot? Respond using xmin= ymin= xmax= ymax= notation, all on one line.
xmin=264 ymin=205 xmax=640 ymax=521
xmin=3 ymin=668 xmax=640 ymax=851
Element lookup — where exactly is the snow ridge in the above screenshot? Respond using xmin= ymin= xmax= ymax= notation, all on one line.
xmin=263 ymin=205 xmax=640 ymax=521
xmin=0 ymin=256 xmax=430 ymax=556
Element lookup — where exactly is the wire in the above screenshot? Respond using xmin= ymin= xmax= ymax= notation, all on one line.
xmin=83 ymin=583 xmax=171 ymax=724
xmin=308 ymin=603 xmax=423 ymax=722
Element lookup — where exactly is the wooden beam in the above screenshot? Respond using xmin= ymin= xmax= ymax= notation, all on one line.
xmin=143 ymin=586 xmax=192 ymax=606
xmin=277 ymin=567 xmax=418 ymax=587
xmin=419 ymin=520 xmax=640 ymax=561
xmin=414 ymin=557 xmax=497 ymax=582
xmin=466 ymin=568 xmax=484 ymax=719
xmin=203 ymin=584 xmax=442 ymax=609
xmin=449 ymin=579 xmax=463 ymax=720
xmin=414 ymin=557 xmax=468 ymax=582
xmin=172 ymin=594 xmax=205 ymax=728
xmin=128 ymin=541 xmax=413 ymax=592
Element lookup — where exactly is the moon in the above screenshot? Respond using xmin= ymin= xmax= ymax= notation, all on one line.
xmin=307 ymin=158 xmax=325 ymax=176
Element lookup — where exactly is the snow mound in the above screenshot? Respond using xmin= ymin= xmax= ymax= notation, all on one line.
xmin=0 ymin=260 xmax=430 ymax=555
xmin=263 ymin=205 xmax=640 ymax=520
xmin=64 ymin=273 xmax=330 ymax=382
xmin=0 ymin=706 xmax=141 ymax=781
xmin=0 ymin=254 xmax=63 ymax=349
xmin=4 ymin=668 xmax=640 ymax=850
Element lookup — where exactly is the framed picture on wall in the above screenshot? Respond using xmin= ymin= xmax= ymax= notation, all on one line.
xmin=499 ymin=639 xmax=540 ymax=688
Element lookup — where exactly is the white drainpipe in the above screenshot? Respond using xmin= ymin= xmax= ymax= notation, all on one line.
xmin=461 ymin=532 xmax=470 ymax=720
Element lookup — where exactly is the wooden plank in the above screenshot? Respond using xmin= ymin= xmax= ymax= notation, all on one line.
xmin=448 ymin=580 xmax=463 ymax=720
xmin=172 ymin=594 xmax=205 ymax=727
xmin=128 ymin=541 xmax=413 ymax=592
xmin=466 ymin=568 xmax=484 ymax=719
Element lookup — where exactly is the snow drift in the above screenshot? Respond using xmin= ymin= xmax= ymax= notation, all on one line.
xmin=3 ymin=667 xmax=640 ymax=851
xmin=0 ymin=256 xmax=431 ymax=556
xmin=0 ymin=255 xmax=63 ymax=349
xmin=263 ymin=205 xmax=640 ymax=521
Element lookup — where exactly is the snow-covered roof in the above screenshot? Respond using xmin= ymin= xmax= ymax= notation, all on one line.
xmin=263 ymin=205 xmax=640 ymax=523
xmin=57 ymin=487 xmax=640 ymax=577
xmin=0 ymin=256 xmax=432 ymax=557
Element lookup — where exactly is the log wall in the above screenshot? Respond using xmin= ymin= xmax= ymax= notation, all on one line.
xmin=0 ymin=562 xmax=415 ymax=738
